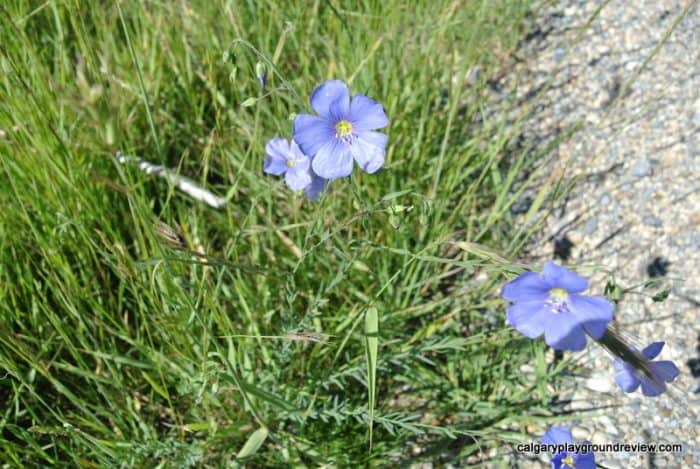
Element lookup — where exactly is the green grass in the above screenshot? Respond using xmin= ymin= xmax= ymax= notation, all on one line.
xmin=0 ymin=0 xmax=564 ymax=466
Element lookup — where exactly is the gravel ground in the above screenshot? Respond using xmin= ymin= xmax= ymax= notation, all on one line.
xmin=495 ymin=1 xmax=699 ymax=467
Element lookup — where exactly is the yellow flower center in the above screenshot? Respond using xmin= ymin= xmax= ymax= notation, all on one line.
xmin=335 ymin=119 xmax=353 ymax=137
xmin=561 ymin=455 xmax=575 ymax=468
xmin=549 ymin=288 xmax=568 ymax=300
xmin=286 ymin=159 xmax=297 ymax=168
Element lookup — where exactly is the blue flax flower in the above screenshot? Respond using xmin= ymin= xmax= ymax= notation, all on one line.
xmin=501 ymin=262 xmax=613 ymax=351
xmin=263 ymin=137 xmax=312 ymax=191
xmin=541 ymin=427 xmax=595 ymax=469
xmin=304 ymin=172 xmax=327 ymax=201
xmin=614 ymin=341 xmax=679 ymax=397
xmin=293 ymin=80 xmax=389 ymax=179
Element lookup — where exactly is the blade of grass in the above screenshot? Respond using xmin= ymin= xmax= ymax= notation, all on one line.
xmin=364 ymin=306 xmax=379 ymax=452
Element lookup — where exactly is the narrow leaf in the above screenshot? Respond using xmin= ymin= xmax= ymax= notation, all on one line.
xmin=236 ymin=427 xmax=269 ymax=461
xmin=364 ymin=306 xmax=379 ymax=451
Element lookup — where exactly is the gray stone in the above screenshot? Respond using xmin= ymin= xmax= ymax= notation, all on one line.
xmin=642 ymin=215 xmax=662 ymax=227
xmin=598 ymin=415 xmax=619 ymax=436
xmin=553 ymin=47 xmax=566 ymax=63
xmin=640 ymin=187 xmax=655 ymax=202
xmin=631 ymin=159 xmax=652 ymax=177
xmin=612 ymin=450 xmax=631 ymax=460
xmin=584 ymin=217 xmax=598 ymax=234
xmin=585 ymin=373 xmax=612 ymax=393
xmin=629 ymin=397 xmax=642 ymax=410
xmin=603 ymin=462 xmax=623 ymax=469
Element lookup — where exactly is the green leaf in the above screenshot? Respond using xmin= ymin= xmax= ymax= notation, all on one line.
xmin=255 ymin=62 xmax=267 ymax=80
xmin=140 ymin=372 xmax=169 ymax=400
xmin=220 ymin=373 xmax=297 ymax=412
xmin=604 ymin=281 xmax=622 ymax=301
xmin=240 ymin=97 xmax=257 ymax=107
xmin=236 ymin=427 xmax=269 ymax=461
xmin=652 ymin=289 xmax=670 ymax=302
xmin=381 ymin=190 xmax=412 ymax=201
xmin=184 ymin=422 xmax=211 ymax=432
xmin=364 ymin=307 xmax=379 ymax=451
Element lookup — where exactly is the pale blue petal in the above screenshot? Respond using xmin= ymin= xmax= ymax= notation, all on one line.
xmin=349 ymin=134 xmax=386 ymax=173
xmin=551 ymin=453 xmax=565 ymax=469
xmin=650 ymin=360 xmax=679 ymax=382
xmin=568 ymin=295 xmax=613 ymax=339
xmin=328 ymin=95 xmax=350 ymax=122
xmin=349 ymin=94 xmax=389 ymax=130
xmin=285 ymin=167 xmax=312 ymax=191
xmin=642 ymin=341 xmax=664 ymax=360
xmin=311 ymin=139 xmax=354 ymax=179
xmin=290 ymin=139 xmax=312 ymax=160
xmin=613 ymin=358 xmax=626 ymax=372
xmin=615 ymin=368 xmax=640 ymax=392
xmin=310 ymin=80 xmax=350 ymax=118
xmin=542 ymin=262 xmax=588 ymax=293
xmin=264 ymin=137 xmax=290 ymax=175
xmin=544 ymin=314 xmax=586 ymax=351
xmin=304 ymin=174 xmax=327 ymax=200
xmin=290 ymin=154 xmax=310 ymax=172
xmin=640 ymin=377 xmax=666 ymax=397
xmin=357 ymin=130 xmax=388 ymax=150
xmin=501 ymin=271 xmax=550 ymax=302
xmin=541 ymin=427 xmax=573 ymax=445
xmin=506 ymin=301 xmax=549 ymax=338
xmin=573 ymin=451 xmax=596 ymax=469
xmin=265 ymin=137 xmax=290 ymax=160
xmin=264 ymin=155 xmax=288 ymax=176
xmin=294 ymin=114 xmax=334 ymax=156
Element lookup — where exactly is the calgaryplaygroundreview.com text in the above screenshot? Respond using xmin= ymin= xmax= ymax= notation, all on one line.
xmin=516 ymin=442 xmax=684 ymax=455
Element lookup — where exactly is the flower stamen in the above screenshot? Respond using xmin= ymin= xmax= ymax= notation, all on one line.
xmin=546 ymin=288 xmax=570 ymax=314
xmin=549 ymin=288 xmax=568 ymax=300
xmin=335 ymin=119 xmax=353 ymax=137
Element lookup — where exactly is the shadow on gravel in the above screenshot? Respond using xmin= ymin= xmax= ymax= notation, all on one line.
xmin=646 ymin=257 xmax=671 ymax=278
xmin=686 ymin=333 xmax=700 ymax=381
xmin=553 ymin=235 xmax=574 ymax=261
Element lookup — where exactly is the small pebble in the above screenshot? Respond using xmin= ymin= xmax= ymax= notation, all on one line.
xmin=642 ymin=215 xmax=662 ymax=227
xmin=629 ymin=397 xmax=642 ymax=410
xmin=598 ymin=415 xmax=619 ymax=436
xmin=584 ymin=217 xmax=598 ymax=234
xmin=603 ymin=462 xmax=623 ymax=469
xmin=571 ymin=426 xmax=588 ymax=440
xmin=511 ymin=195 xmax=533 ymax=215
xmin=640 ymin=187 xmax=655 ymax=202
xmin=585 ymin=373 xmax=611 ymax=393
xmin=630 ymin=159 xmax=652 ymax=177
xmin=553 ymin=47 xmax=566 ymax=63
